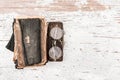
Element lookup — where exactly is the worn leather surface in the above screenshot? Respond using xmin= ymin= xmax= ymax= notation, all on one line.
xmin=19 ymin=19 xmax=41 ymax=65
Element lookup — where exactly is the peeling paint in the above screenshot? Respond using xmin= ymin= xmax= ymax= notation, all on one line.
xmin=0 ymin=0 xmax=120 ymax=80
xmin=0 ymin=0 xmax=111 ymax=12
xmin=80 ymin=0 xmax=106 ymax=11
xmin=46 ymin=1 xmax=79 ymax=11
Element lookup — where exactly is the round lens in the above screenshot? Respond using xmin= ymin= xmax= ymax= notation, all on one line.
xmin=50 ymin=27 xmax=63 ymax=40
xmin=49 ymin=46 xmax=62 ymax=61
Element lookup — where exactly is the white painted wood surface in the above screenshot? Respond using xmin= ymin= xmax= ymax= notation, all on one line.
xmin=0 ymin=0 xmax=120 ymax=80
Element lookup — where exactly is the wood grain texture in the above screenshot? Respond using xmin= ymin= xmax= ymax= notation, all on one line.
xmin=1 ymin=0 xmax=120 ymax=80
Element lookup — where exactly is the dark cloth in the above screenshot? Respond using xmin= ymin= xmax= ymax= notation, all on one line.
xmin=6 ymin=33 xmax=14 ymax=52
xmin=6 ymin=20 xmax=15 ymax=52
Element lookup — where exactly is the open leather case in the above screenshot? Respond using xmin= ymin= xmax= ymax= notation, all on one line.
xmin=47 ymin=22 xmax=64 ymax=61
xmin=10 ymin=17 xmax=47 ymax=69
xmin=6 ymin=17 xmax=64 ymax=69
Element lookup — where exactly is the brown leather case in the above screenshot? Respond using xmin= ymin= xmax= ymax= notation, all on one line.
xmin=47 ymin=22 xmax=64 ymax=61
xmin=13 ymin=17 xmax=47 ymax=69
